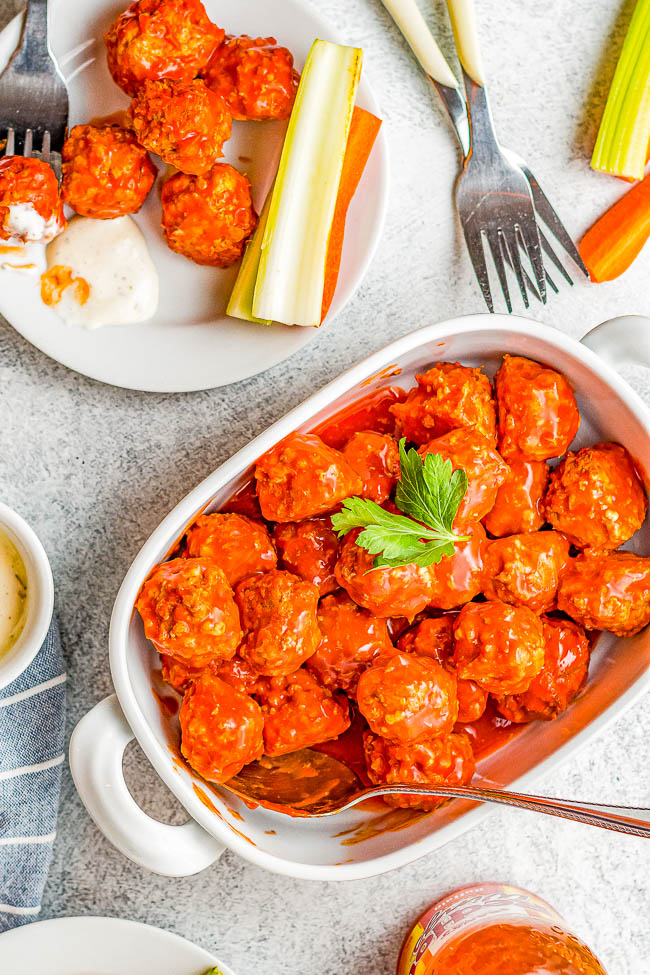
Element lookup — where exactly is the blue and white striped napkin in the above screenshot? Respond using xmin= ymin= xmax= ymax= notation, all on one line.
xmin=0 ymin=618 xmax=66 ymax=931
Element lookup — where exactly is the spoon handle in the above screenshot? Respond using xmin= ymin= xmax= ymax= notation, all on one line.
xmin=367 ymin=785 xmax=650 ymax=838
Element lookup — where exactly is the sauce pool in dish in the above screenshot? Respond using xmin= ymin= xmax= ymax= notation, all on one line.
xmin=0 ymin=530 xmax=27 ymax=657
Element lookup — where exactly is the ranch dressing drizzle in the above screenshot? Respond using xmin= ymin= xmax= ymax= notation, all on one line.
xmin=0 ymin=531 xmax=27 ymax=656
xmin=43 ymin=215 xmax=159 ymax=329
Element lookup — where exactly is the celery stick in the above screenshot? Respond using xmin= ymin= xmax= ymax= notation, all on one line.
xmin=592 ymin=0 xmax=650 ymax=180
xmin=252 ymin=39 xmax=362 ymax=327
xmin=226 ymin=188 xmax=272 ymax=325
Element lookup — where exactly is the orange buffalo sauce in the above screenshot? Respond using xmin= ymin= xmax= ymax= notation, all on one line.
xmin=397 ymin=885 xmax=607 ymax=975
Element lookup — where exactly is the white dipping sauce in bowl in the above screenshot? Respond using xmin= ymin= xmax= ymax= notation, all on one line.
xmin=0 ymin=530 xmax=27 ymax=655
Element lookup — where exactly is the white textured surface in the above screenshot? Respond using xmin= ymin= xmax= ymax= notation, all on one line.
xmin=1 ymin=0 xmax=650 ymax=972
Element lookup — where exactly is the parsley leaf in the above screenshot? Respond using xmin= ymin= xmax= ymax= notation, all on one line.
xmin=331 ymin=438 xmax=469 ymax=570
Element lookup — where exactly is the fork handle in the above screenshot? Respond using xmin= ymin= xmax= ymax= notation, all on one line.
xmin=11 ymin=0 xmax=52 ymax=74
xmin=379 ymin=0 xmax=459 ymax=88
xmin=446 ymin=0 xmax=487 ymax=85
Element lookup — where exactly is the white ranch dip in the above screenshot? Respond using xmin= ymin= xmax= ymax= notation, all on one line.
xmin=44 ymin=215 xmax=159 ymax=329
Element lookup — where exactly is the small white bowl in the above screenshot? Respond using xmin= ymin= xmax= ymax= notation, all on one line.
xmin=0 ymin=502 xmax=54 ymax=690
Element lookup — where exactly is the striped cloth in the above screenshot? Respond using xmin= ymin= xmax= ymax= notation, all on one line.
xmin=0 ymin=618 xmax=66 ymax=931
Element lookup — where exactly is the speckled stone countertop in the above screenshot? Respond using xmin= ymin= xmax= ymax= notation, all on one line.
xmin=1 ymin=0 xmax=649 ymax=972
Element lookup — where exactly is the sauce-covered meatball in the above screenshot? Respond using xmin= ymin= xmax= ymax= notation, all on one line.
xmin=363 ymin=730 xmax=475 ymax=810
xmin=160 ymin=653 xmax=205 ymax=693
xmin=179 ymin=671 xmax=263 ymax=782
xmin=483 ymin=459 xmax=549 ymax=537
xmin=544 ymin=442 xmax=647 ymax=551
xmin=255 ymin=668 xmax=350 ymax=756
xmin=306 ymin=591 xmax=394 ymax=694
xmin=342 ymin=431 xmax=400 ymax=504
xmin=61 ymin=124 xmax=157 ymax=219
xmin=398 ymin=616 xmax=487 ymax=723
xmin=255 ymin=433 xmax=362 ymax=522
xmin=105 ymin=0 xmax=224 ymax=96
xmin=335 ymin=529 xmax=433 ymax=619
xmin=419 ymin=428 xmax=509 ymax=526
xmin=391 ymin=361 xmax=496 ymax=446
xmin=235 ymin=569 xmax=320 ymax=675
xmin=397 ymin=616 xmax=487 ymax=723
xmin=452 ymin=600 xmax=546 ymax=696
xmin=202 ymin=35 xmax=298 ymax=121
xmin=496 ymin=616 xmax=590 ymax=722
xmin=273 ymin=518 xmax=339 ymax=596
xmin=161 ymin=163 xmax=257 ymax=267
xmin=127 ymin=78 xmax=231 ymax=175
xmin=0 ymin=156 xmax=64 ymax=244
xmin=557 ymin=551 xmax=650 ymax=636
xmin=428 ymin=524 xmax=487 ymax=610
xmin=213 ymin=654 xmax=264 ymax=696
xmin=357 ymin=651 xmax=458 ymax=743
xmin=482 ymin=531 xmax=570 ymax=615
xmin=136 ymin=557 xmax=241 ymax=666
xmin=495 ymin=355 xmax=580 ymax=460
xmin=186 ymin=512 xmax=276 ymax=587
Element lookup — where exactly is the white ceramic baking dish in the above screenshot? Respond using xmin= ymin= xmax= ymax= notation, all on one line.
xmin=70 ymin=313 xmax=650 ymax=881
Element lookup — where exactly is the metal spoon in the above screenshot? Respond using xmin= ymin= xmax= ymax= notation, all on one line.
xmin=226 ymin=749 xmax=650 ymax=838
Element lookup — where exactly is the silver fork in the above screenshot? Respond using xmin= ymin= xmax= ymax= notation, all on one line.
xmin=380 ymin=0 xmax=588 ymax=311
xmin=0 ymin=0 xmax=69 ymax=178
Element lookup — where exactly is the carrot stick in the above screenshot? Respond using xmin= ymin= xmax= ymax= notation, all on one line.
xmin=579 ymin=170 xmax=650 ymax=282
xmin=321 ymin=106 xmax=382 ymax=321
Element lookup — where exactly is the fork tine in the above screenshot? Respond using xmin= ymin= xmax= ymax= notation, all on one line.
xmin=517 ymin=222 xmax=547 ymax=303
xmin=461 ymin=224 xmax=494 ymax=313
xmin=506 ymin=240 xmax=560 ymax=300
xmin=502 ymin=228 xmax=529 ymax=309
xmin=5 ymin=127 xmax=14 ymax=156
xmin=539 ymin=228 xmax=573 ymax=286
xmin=23 ymin=129 xmax=33 ymax=158
xmin=486 ymin=229 xmax=511 ymax=313
xmin=521 ymin=165 xmax=589 ymax=278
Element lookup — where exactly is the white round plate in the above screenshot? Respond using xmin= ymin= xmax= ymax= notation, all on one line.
xmin=0 ymin=915 xmax=231 ymax=975
xmin=0 ymin=0 xmax=388 ymax=391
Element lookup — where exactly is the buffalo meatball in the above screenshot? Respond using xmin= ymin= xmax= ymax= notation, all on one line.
xmin=497 ymin=616 xmax=590 ymax=722
xmin=335 ymin=529 xmax=433 ymax=619
xmin=273 ymin=518 xmax=339 ymax=596
xmin=495 ymin=355 xmax=580 ymax=460
xmin=255 ymin=668 xmax=350 ymax=756
xmin=185 ymin=512 xmax=276 ymax=587
xmin=363 ymin=730 xmax=475 ymax=810
xmin=160 ymin=653 xmax=205 ymax=693
xmin=306 ymin=591 xmax=394 ymax=694
xmin=357 ymin=651 xmax=458 ymax=743
xmin=161 ymin=163 xmax=257 ymax=267
xmin=212 ymin=654 xmax=264 ymax=696
xmin=342 ymin=431 xmax=400 ymax=504
xmin=557 ymin=551 xmax=650 ymax=636
xmin=136 ymin=557 xmax=241 ymax=666
xmin=391 ymin=362 xmax=496 ymax=445
xmin=127 ymin=78 xmax=231 ymax=175
xmin=61 ymin=124 xmax=157 ymax=219
xmin=428 ymin=523 xmax=487 ymax=610
xmin=482 ymin=531 xmax=570 ymax=615
xmin=397 ymin=616 xmax=487 ymax=723
xmin=179 ymin=671 xmax=263 ymax=782
xmin=105 ymin=0 xmax=224 ymax=96
xmin=0 ymin=156 xmax=64 ymax=244
xmin=544 ymin=442 xmax=647 ymax=551
xmin=202 ymin=35 xmax=298 ymax=121
xmin=235 ymin=569 xmax=320 ymax=675
xmin=452 ymin=600 xmax=545 ymax=696
xmin=255 ymin=433 xmax=362 ymax=522
xmin=483 ymin=459 xmax=549 ymax=537
xmin=419 ymin=428 xmax=509 ymax=526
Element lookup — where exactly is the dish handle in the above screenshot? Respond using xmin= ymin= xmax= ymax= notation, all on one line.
xmin=69 ymin=694 xmax=225 ymax=877
xmin=581 ymin=315 xmax=650 ymax=369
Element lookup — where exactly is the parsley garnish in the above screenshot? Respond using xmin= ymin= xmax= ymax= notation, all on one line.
xmin=331 ymin=439 xmax=469 ymax=569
